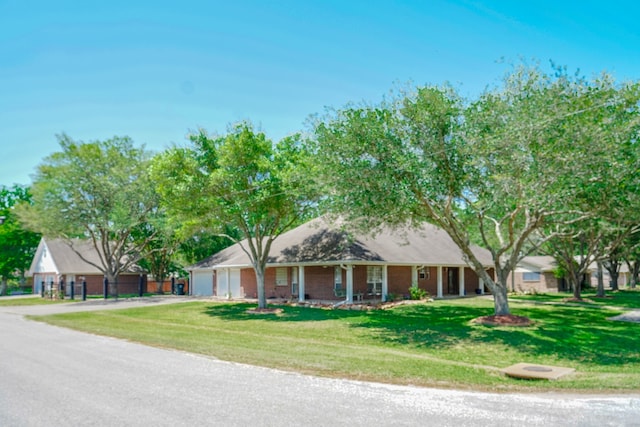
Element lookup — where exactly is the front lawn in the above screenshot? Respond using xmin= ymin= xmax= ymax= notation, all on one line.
xmin=0 ymin=296 xmax=71 ymax=306
xmin=29 ymin=292 xmax=640 ymax=392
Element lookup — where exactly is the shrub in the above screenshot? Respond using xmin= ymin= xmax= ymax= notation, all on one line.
xmin=409 ymin=286 xmax=428 ymax=300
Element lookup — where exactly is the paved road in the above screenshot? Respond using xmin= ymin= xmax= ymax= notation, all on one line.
xmin=1 ymin=298 xmax=639 ymax=427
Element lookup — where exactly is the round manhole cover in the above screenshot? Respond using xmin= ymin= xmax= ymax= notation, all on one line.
xmin=523 ymin=366 xmax=553 ymax=372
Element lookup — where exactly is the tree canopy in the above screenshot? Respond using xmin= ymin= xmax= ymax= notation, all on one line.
xmin=153 ymin=122 xmax=318 ymax=308
xmin=313 ymin=65 xmax=640 ymax=316
xmin=0 ymin=185 xmax=41 ymax=294
xmin=16 ymin=134 xmax=159 ymax=295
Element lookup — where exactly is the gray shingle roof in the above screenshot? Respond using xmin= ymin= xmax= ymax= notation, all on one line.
xmin=30 ymin=238 xmax=143 ymax=275
xmin=45 ymin=239 xmax=105 ymax=274
xmin=191 ymin=217 xmax=493 ymax=270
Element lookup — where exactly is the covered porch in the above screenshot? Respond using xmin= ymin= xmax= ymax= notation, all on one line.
xmin=230 ymin=263 xmax=490 ymax=303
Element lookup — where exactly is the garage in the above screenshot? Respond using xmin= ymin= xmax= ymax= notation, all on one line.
xmin=216 ymin=268 xmax=242 ymax=298
xmin=191 ymin=270 xmax=213 ymax=296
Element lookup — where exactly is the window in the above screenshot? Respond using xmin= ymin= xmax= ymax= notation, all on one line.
xmin=367 ymin=266 xmax=382 ymax=295
xmin=419 ymin=268 xmax=429 ymax=280
xmin=334 ymin=266 xmax=342 ymax=290
xmin=291 ymin=267 xmax=299 ymax=296
xmin=275 ymin=268 xmax=288 ymax=286
xmin=523 ymin=272 xmax=541 ymax=281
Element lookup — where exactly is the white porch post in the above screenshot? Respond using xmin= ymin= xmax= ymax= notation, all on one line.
xmin=226 ymin=268 xmax=231 ymax=299
xmin=346 ymin=265 xmax=354 ymax=303
xmin=479 ymin=277 xmax=485 ymax=295
xmin=437 ymin=266 xmax=443 ymax=298
xmin=298 ymin=266 xmax=305 ymax=302
xmin=382 ymin=265 xmax=388 ymax=302
xmin=459 ymin=266 xmax=465 ymax=296
xmin=411 ymin=266 xmax=418 ymax=287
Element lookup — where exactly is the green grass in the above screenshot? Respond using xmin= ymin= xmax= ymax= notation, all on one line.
xmin=29 ymin=292 xmax=640 ymax=392
xmin=509 ymin=289 xmax=640 ymax=309
xmin=0 ymin=296 xmax=72 ymax=306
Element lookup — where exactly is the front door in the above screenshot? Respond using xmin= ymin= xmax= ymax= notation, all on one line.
xmin=447 ymin=268 xmax=458 ymax=295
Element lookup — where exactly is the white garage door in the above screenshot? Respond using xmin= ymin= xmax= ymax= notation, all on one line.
xmin=216 ymin=268 xmax=242 ymax=298
xmin=191 ymin=270 xmax=213 ymax=296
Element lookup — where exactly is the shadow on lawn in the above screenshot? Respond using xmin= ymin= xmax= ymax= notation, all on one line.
xmin=362 ymin=303 xmax=639 ymax=366
xmin=201 ymin=301 xmax=639 ymax=367
xmin=202 ymin=302 xmax=365 ymax=322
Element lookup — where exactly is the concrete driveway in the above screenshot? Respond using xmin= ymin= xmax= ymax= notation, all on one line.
xmin=1 ymin=296 xmax=639 ymax=426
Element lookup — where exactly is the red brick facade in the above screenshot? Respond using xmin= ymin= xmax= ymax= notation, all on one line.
xmin=33 ymin=273 xmax=147 ymax=296
xmin=215 ymin=264 xmax=491 ymax=300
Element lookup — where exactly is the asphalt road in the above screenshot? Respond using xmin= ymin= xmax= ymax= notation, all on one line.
xmin=1 ymin=298 xmax=639 ymax=427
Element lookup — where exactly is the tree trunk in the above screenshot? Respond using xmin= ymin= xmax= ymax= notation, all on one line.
xmin=255 ymin=267 xmax=267 ymax=309
xmin=610 ymin=272 xmax=619 ymax=291
xmin=0 ymin=278 xmax=7 ymax=296
xmin=628 ymin=261 xmax=639 ymax=289
xmin=156 ymin=274 xmax=165 ymax=294
xmin=492 ymin=284 xmax=510 ymax=316
xmin=605 ymin=260 xmax=621 ymax=291
xmin=107 ymin=273 xmax=118 ymax=298
xmin=596 ymin=262 xmax=605 ymax=298
xmin=571 ymin=271 xmax=582 ymax=300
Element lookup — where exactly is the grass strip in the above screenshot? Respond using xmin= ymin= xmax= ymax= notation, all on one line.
xmin=28 ymin=291 xmax=640 ymax=392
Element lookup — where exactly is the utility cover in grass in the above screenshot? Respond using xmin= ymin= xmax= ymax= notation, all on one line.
xmin=609 ymin=310 xmax=640 ymax=323
xmin=501 ymin=363 xmax=575 ymax=380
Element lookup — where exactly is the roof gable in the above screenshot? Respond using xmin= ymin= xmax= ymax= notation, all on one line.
xmin=29 ymin=238 xmax=143 ymax=275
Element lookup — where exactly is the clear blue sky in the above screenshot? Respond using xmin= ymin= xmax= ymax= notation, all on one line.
xmin=1 ymin=0 xmax=638 ymax=186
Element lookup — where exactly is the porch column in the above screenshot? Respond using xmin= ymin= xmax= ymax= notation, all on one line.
xmin=298 ymin=266 xmax=305 ymax=302
xmin=479 ymin=277 xmax=485 ymax=295
xmin=459 ymin=266 xmax=465 ymax=296
xmin=437 ymin=266 xmax=443 ymax=298
xmin=346 ymin=265 xmax=354 ymax=303
xmin=382 ymin=265 xmax=388 ymax=302
xmin=411 ymin=266 xmax=418 ymax=288
xmin=226 ymin=268 xmax=231 ymax=299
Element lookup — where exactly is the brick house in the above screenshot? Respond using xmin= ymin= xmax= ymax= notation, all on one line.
xmin=189 ymin=217 xmax=494 ymax=302
xmin=28 ymin=238 xmax=146 ymax=297
xmin=509 ymin=255 xmax=631 ymax=293
xmin=507 ymin=256 xmax=561 ymax=293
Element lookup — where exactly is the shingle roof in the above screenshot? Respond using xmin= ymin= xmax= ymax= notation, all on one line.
xmin=518 ymin=256 xmax=557 ymax=272
xmin=30 ymin=238 xmax=143 ymax=275
xmin=45 ymin=239 xmax=105 ymax=274
xmin=191 ymin=217 xmax=493 ymax=270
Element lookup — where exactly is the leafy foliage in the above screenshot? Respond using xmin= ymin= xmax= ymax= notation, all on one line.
xmin=314 ymin=64 xmax=640 ymax=316
xmin=409 ymin=286 xmax=428 ymax=300
xmin=154 ymin=122 xmax=318 ymax=308
xmin=16 ymin=135 xmax=159 ymax=294
xmin=0 ymin=185 xmax=40 ymax=294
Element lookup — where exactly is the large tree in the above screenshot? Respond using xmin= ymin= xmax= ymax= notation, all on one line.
xmin=314 ymin=65 xmax=640 ymax=316
xmin=154 ymin=122 xmax=317 ymax=309
xmin=16 ymin=134 xmax=159 ymax=296
xmin=0 ymin=185 xmax=41 ymax=295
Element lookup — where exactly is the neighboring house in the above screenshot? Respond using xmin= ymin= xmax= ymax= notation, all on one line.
xmin=509 ymin=256 xmax=630 ymax=293
xmin=508 ymin=256 xmax=560 ymax=293
xmin=587 ymin=261 xmax=630 ymax=288
xmin=28 ymin=238 xmax=146 ymax=296
xmin=189 ymin=217 xmax=494 ymax=302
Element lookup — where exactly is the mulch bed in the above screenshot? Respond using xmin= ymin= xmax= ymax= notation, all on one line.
xmin=246 ymin=307 xmax=284 ymax=315
xmin=473 ymin=314 xmax=533 ymax=327
xmin=562 ymin=297 xmax=596 ymax=304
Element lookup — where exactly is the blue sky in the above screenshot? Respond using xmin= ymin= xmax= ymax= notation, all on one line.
xmin=1 ymin=0 xmax=639 ymax=186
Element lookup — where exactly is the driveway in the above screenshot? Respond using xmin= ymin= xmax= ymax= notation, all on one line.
xmin=1 ymin=297 xmax=639 ymax=426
